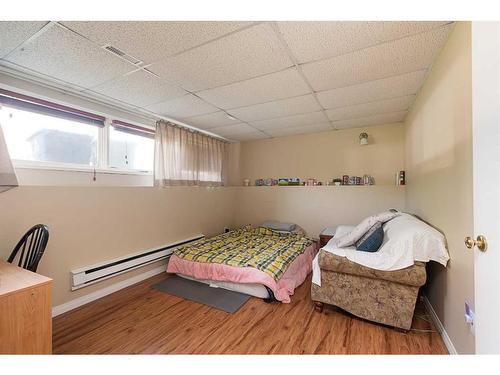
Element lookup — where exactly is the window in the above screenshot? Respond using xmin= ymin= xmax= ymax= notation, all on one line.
xmin=109 ymin=121 xmax=154 ymax=172
xmin=0 ymin=90 xmax=155 ymax=174
xmin=0 ymin=105 xmax=99 ymax=166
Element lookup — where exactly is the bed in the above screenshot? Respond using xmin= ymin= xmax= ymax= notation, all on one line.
xmin=166 ymin=225 xmax=317 ymax=303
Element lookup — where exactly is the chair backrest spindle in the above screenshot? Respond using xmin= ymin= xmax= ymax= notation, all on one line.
xmin=7 ymin=224 xmax=49 ymax=273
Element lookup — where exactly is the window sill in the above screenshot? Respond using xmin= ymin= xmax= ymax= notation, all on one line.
xmin=12 ymin=160 xmax=152 ymax=176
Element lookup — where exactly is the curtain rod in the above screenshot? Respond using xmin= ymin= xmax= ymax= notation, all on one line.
xmin=156 ymin=119 xmax=230 ymax=143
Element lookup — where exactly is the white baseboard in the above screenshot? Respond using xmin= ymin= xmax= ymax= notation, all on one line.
xmin=52 ymin=265 xmax=166 ymax=317
xmin=422 ymin=295 xmax=458 ymax=355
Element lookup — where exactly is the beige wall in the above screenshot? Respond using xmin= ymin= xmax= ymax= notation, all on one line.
xmin=235 ymin=122 xmax=407 ymax=238
xmin=227 ymin=142 xmax=241 ymax=186
xmin=405 ymin=22 xmax=474 ymax=354
xmin=239 ymin=123 xmax=405 ymax=186
xmin=0 ymin=186 xmax=236 ymax=306
xmin=234 ymin=186 xmax=405 ymax=237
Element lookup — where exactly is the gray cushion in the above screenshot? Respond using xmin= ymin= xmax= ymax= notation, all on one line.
xmin=261 ymin=220 xmax=297 ymax=232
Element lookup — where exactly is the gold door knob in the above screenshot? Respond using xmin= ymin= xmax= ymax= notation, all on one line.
xmin=464 ymin=236 xmax=475 ymax=249
xmin=464 ymin=235 xmax=488 ymax=252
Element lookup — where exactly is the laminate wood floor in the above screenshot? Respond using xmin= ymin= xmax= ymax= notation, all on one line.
xmin=53 ymin=273 xmax=448 ymax=354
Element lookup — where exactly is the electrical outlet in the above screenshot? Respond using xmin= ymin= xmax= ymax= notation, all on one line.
xmin=465 ymin=301 xmax=475 ymax=335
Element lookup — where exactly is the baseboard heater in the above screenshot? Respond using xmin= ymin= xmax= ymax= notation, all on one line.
xmin=70 ymin=234 xmax=204 ymax=290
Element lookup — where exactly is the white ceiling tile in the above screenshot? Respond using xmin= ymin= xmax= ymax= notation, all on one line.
xmin=331 ymin=111 xmax=407 ymax=129
xmin=250 ymin=111 xmax=328 ymax=130
xmin=317 ymin=70 xmax=427 ymax=109
xmin=326 ymin=95 xmax=415 ymax=122
xmin=60 ymin=21 xmax=250 ymax=64
xmin=182 ymin=111 xmax=241 ymax=129
xmin=228 ymin=132 xmax=270 ymax=142
xmin=0 ymin=21 xmax=48 ymax=58
xmin=6 ymin=23 xmax=136 ymax=88
xmin=144 ymin=94 xmax=218 ymax=118
xmin=227 ymin=95 xmax=321 ymax=122
xmin=209 ymin=123 xmax=258 ymax=136
xmin=89 ymin=70 xmax=187 ymax=107
xmin=148 ymin=23 xmax=293 ymax=92
xmin=277 ymin=21 xmax=451 ymax=63
xmin=196 ymin=68 xmax=310 ymax=109
xmin=302 ymin=24 xmax=453 ymax=92
xmin=266 ymin=123 xmax=332 ymax=137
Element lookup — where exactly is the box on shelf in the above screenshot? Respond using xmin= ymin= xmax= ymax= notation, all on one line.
xmin=278 ymin=178 xmax=289 ymax=186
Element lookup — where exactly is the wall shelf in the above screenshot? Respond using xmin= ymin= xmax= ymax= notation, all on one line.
xmin=238 ymin=185 xmax=405 ymax=188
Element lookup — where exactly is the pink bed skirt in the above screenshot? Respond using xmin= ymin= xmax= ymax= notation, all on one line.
xmin=166 ymin=243 xmax=317 ymax=303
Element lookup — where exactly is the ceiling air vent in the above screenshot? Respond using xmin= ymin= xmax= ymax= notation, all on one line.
xmin=103 ymin=45 xmax=143 ymax=65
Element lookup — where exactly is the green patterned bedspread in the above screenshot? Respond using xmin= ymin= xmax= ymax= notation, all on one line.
xmin=173 ymin=226 xmax=313 ymax=281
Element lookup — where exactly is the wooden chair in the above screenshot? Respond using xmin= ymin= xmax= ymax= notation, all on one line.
xmin=7 ymin=224 xmax=49 ymax=273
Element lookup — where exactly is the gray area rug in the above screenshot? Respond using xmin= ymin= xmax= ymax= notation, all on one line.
xmin=152 ymin=275 xmax=251 ymax=313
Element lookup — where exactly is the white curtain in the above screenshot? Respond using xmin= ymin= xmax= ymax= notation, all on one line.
xmin=154 ymin=121 xmax=228 ymax=187
xmin=0 ymin=124 xmax=18 ymax=193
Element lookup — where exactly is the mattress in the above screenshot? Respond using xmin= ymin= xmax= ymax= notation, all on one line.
xmin=177 ymin=274 xmax=270 ymax=299
xmin=171 ymin=226 xmax=313 ymax=281
xmin=167 ymin=228 xmax=317 ymax=303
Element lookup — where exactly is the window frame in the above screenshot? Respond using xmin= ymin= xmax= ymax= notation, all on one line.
xmin=1 ymin=99 xmax=155 ymax=176
xmin=107 ymin=120 xmax=155 ymax=174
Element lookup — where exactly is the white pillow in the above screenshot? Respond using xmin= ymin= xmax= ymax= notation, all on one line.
xmin=336 ymin=211 xmax=399 ymax=248
xmin=382 ymin=213 xmax=449 ymax=266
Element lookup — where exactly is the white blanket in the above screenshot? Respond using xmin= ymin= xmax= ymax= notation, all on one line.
xmin=312 ymin=214 xmax=449 ymax=286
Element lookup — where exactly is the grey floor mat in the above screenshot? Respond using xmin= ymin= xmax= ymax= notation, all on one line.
xmin=152 ymin=275 xmax=251 ymax=313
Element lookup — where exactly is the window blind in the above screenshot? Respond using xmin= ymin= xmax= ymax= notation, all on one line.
xmin=111 ymin=120 xmax=155 ymax=139
xmin=0 ymin=89 xmax=105 ymax=127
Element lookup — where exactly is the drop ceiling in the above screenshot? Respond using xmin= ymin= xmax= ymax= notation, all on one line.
xmin=0 ymin=21 xmax=454 ymax=141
